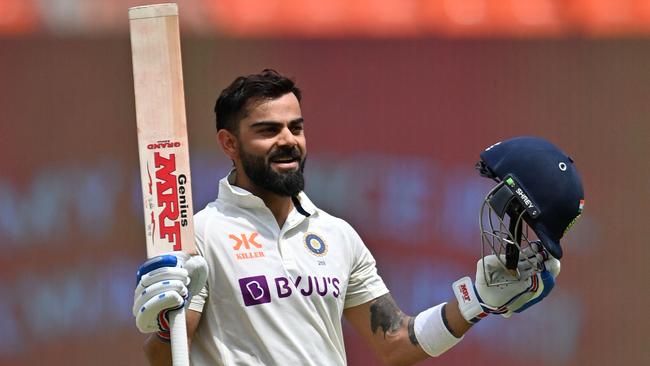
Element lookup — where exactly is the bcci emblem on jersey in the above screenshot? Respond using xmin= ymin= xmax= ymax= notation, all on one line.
xmin=304 ymin=233 xmax=328 ymax=256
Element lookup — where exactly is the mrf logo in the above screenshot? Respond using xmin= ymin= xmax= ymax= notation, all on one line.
xmin=458 ymin=283 xmax=471 ymax=303
xmin=230 ymin=233 xmax=265 ymax=260
xmin=153 ymin=151 xmax=189 ymax=250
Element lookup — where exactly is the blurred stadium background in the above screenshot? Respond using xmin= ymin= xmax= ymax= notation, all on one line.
xmin=0 ymin=0 xmax=648 ymax=365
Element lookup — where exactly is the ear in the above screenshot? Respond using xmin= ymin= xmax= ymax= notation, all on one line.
xmin=217 ymin=129 xmax=238 ymax=160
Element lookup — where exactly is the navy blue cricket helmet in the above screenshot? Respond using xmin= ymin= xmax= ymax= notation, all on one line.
xmin=476 ymin=136 xmax=585 ymax=259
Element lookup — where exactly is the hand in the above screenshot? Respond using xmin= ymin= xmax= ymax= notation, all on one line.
xmin=132 ymin=252 xmax=208 ymax=339
xmin=475 ymin=251 xmax=560 ymax=318
xmin=453 ymin=242 xmax=560 ymax=323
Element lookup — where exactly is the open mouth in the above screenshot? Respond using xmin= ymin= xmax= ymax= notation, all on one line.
xmin=269 ymin=156 xmax=300 ymax=170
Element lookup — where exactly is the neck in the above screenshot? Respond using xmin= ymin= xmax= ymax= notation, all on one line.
xmin=234 ymin=172 xmax=293 ymax=228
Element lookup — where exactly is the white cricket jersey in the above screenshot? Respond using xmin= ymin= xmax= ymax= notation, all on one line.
xmin=188 ymin=172 xmax=389 ymax=365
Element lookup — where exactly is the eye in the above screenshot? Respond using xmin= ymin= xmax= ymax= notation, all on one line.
xmin=257 ymin=126 xmax=279 ymax=135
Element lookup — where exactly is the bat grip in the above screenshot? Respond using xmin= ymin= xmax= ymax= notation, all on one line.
xmin=505 ymin=243 xmax=519 ymax=271
xmin=169 ymin=307 xmax=190 ymax=366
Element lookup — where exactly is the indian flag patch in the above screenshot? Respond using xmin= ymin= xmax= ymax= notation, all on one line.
xmin=579 ymin=199 xmax=585 ymax=212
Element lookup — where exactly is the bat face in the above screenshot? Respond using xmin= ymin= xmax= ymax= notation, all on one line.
xmin=129 ymin=3 xmax=195 ymax=258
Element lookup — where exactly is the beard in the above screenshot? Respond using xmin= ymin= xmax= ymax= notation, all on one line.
xmin=239 ymin=145 xmax=306 ymax=197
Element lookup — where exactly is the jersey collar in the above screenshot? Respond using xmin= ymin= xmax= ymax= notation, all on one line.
xmin=218 ymin=170 xmax=317 ymax=217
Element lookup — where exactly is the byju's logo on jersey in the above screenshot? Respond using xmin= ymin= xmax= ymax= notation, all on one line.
xmin=239 ymin=275 xmax=271 ymax=306
xmin=238 ymin=274 xmax=341 ymax=307
xmin=304 ymin=233 xmax=327 ymax=256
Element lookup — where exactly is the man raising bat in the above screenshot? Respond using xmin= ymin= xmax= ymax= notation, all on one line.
xmin=132 ymin=70 xmax=584 ymax=365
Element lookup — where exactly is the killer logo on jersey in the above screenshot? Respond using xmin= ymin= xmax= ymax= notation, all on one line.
xmin=230 ymin=232 xmax=265 ymax=260
xmin=154 ymin=151 xmax=189 ymax=250
xmin=304 ymin=233 xmax=327 ymax=256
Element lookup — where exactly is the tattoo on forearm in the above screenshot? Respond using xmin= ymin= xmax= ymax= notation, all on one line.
xmin=408 ymin=317 xmax=419 ymax=346
xmin=369 ymin=294 xmax=405 ymax=338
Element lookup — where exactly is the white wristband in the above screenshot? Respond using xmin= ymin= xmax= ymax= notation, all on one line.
xmin=413 ymin=303 xmax=463 ymax=357
xmin=452 ymin=276 xmax=486 ymax=323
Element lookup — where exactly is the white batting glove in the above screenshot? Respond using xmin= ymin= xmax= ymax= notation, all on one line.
xmin=132 ymin=252 xmax=208 ymax=340
xmin=453 ymin=243 xmax=560 ymax=323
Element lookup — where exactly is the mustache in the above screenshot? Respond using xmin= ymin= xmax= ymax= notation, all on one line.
xmin=268 ymin=146 xmax=302 ymax=161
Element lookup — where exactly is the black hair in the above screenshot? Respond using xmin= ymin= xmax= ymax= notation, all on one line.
xmin=215 ymin=69 xmax=302 ymax=133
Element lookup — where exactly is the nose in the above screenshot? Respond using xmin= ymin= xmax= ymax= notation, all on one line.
xmin=277 ymin=126 xmax=298 ymax=148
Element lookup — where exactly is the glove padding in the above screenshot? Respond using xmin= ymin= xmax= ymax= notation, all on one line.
xmin=453 ymin=242 xmax=560 ymax=323
xmin=475 ymin=253 xmax=560 ymax=318
xmin=132 ymin=252 xmax=208 ymax=335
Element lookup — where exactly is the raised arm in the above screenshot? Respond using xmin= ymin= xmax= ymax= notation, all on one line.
xmin=344 ymin=245 xmax=560 ymax=366
xmin=344 ymin=294 xmax=470 ymax=366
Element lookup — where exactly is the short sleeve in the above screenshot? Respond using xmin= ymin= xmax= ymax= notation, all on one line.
xmin=188 ymin=285 xmax=209 ymax=313
xmin=188 ymin=215 xmax=208 ymax=313
xmin=343 ymin=225 xmax=389 ymax=308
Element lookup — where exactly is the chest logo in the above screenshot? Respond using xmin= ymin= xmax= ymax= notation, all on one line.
xmin=230 ymin=232 xmax=265 ymax=260
xmin=304 ymin=233 xmax=328 ymax=256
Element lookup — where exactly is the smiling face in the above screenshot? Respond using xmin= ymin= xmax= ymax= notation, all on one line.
xmin=218 ymin=92 xmax=307 ymax=197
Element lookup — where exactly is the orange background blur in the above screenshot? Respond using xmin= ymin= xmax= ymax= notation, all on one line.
xmin=0 ymin=1 xmax=648 ymax=365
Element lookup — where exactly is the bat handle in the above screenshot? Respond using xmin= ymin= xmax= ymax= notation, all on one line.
xmin=505 ymin=243 xmax=519 ymax=273
xmin=506 ymin=214 xmax=522 ymax=275
xmin=169 ymin=307 xmax=190 ymax=366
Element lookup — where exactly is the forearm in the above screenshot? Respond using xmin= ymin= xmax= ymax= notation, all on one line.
xmin=368 ymin=315 xmax=428 ymax=366
xmin=372 ymin=299 xmax=472 ymax=365
xmin=345 ymin=294 xmax=471 ymax=366
xmin=366 ymin=297 xmax=429 ymax=366
xmin=143 ymin=309 xmax=201 ymax=366
xmin=143 ymin=334 xmax=172 ymax=366
xmin=440 ymin=299 xmax=472 ymax=338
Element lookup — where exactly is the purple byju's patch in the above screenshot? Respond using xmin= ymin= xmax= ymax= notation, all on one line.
xmin=238 ymin=275 xmax=271 ymax=306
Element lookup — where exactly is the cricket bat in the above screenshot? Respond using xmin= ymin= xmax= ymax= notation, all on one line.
xmin=129 ymin=3 xmax=195 ymax=365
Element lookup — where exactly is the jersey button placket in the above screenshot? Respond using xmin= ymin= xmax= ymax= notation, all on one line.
xmin=278 ymin=235 xmax=297 ymax=270
xmin=278 ymin=216 xmax=302 ymax=270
